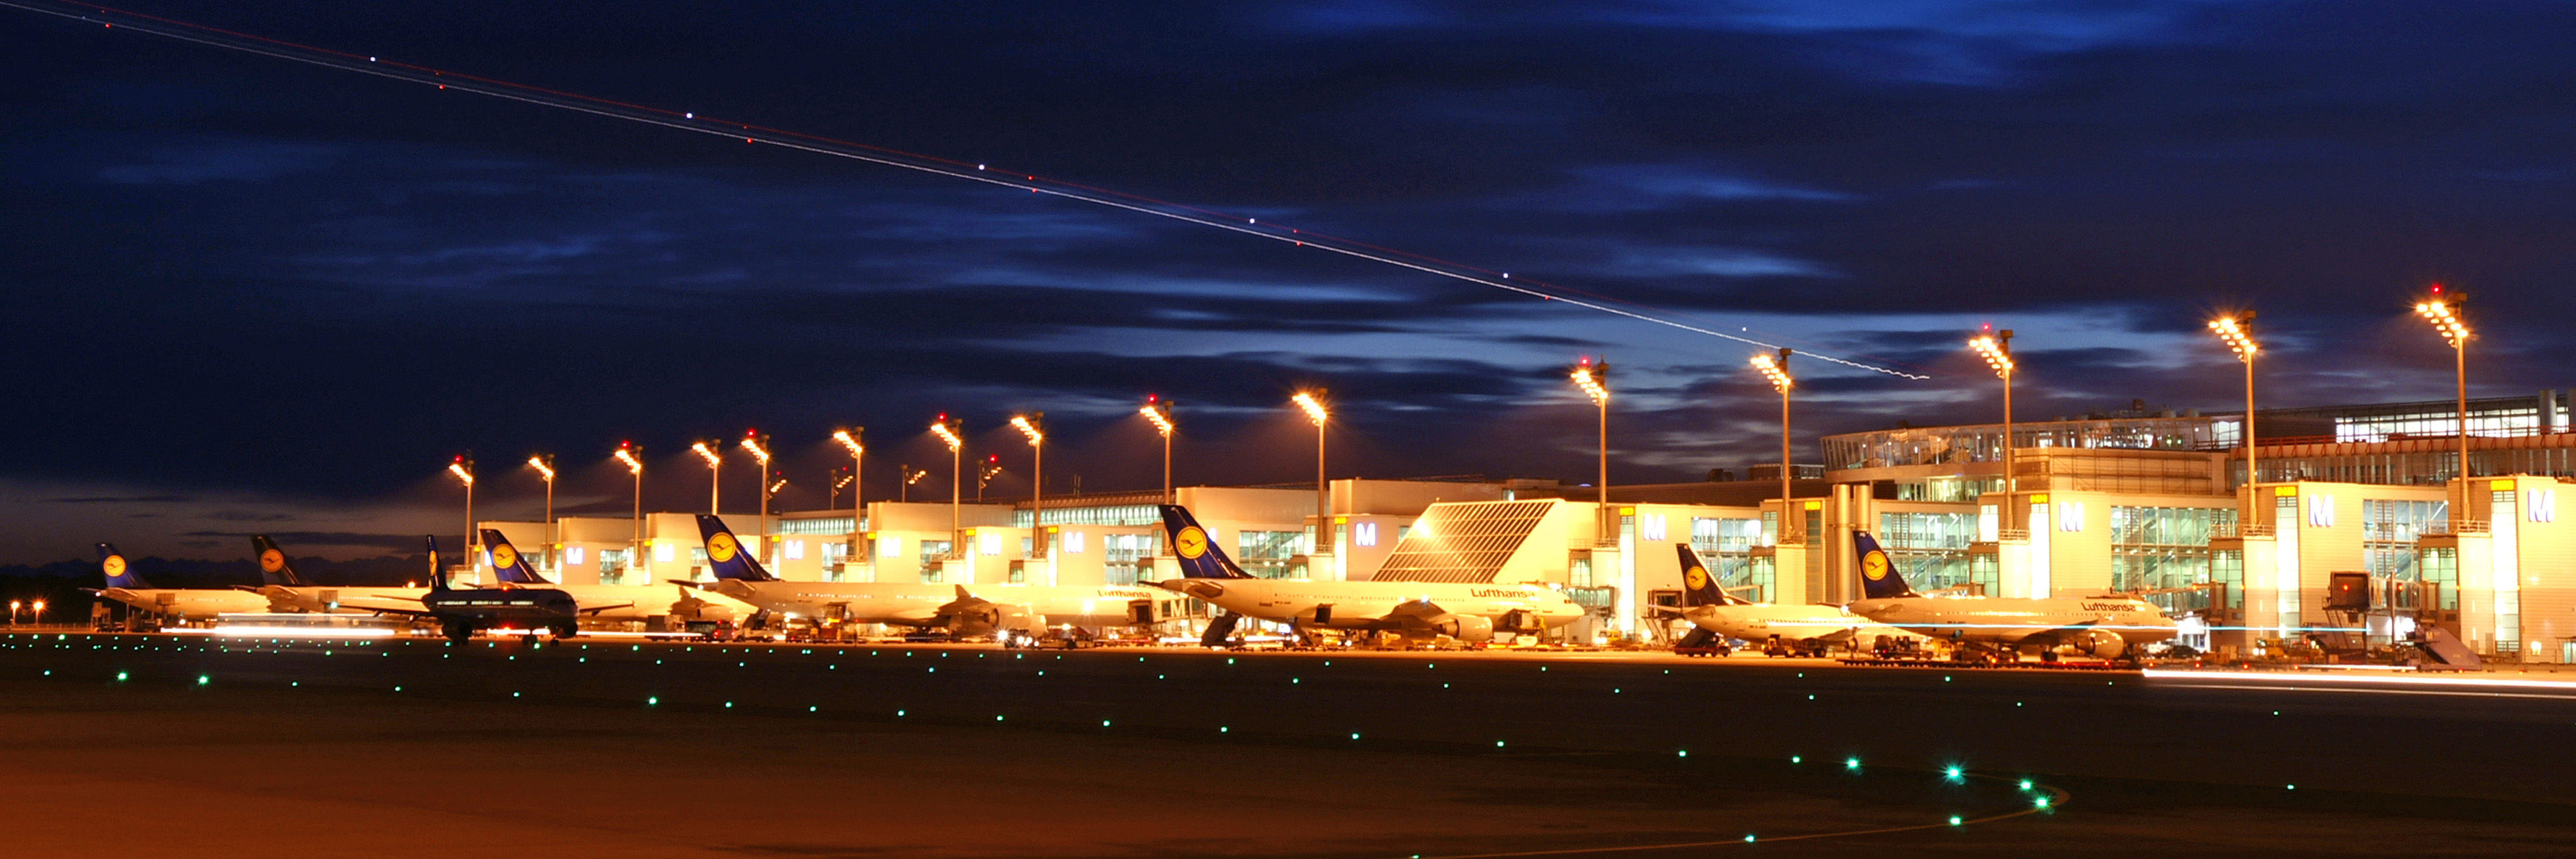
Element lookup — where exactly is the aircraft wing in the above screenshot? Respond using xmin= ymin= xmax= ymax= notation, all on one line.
xmin=577 ymin=601 xmax=638 ymax=616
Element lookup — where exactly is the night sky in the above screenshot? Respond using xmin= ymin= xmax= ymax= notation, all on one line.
xmin=4 ymin=1 xmax=2573 ymax=564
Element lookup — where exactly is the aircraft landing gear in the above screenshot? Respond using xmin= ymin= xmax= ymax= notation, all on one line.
xmin=441 ymin=619 xmax=474 ymax=643
xmin=550 ymin=622 xmax=577 ymax=640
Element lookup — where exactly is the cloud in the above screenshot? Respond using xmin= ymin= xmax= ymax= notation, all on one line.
xmin=44 ymin=495 xmax=191 ymax=503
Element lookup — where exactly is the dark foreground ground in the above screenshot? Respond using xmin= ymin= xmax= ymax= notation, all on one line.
xmin=2 ymin=633 xmax=2572 ymax=857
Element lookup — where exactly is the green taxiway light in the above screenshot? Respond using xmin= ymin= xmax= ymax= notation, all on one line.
xmin=1102 ymin=720 xmax=1111 ymax=727
xmin=2018 ymin=779 xmax=2034 ymax=791
xmin=1944 ymin=766 xmax=1964 ymax=781
xmin=1349 ymin=732 xmax=1360 ymax=740
xmin=1949 ymin=815 xmax=1963 ymax=826
xmin=1495 ymin=741 xmax=1505 ymax=748
xmin=196 ymin=675 xmax=209 ymax=685
xmin=1677 ymin=750 xmax=1688 ymax=758
xmin=1791 ymin=756 xmax=1802 ymax=764
xmin=115 ymin=671 xmax=127 ymax=682
xmin=2034 ymin=797 xmax=2051 ymax=809
xmin=1743 ymin=834 xmax=1755 ymax=843
xmin=1845 ymin=757 xmax=1861 ymax=770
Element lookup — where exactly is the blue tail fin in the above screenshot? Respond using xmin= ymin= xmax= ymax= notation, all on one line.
xmin=481 ymin=529 xmax=550 ymax=585
xmin=1674 ymin=543 xmax=1742 ymax=607
xmin=425 ymin=535 xmax=450 ymax=591
xmin=696 ymin=515 xmax=778 ymax=582
xmin=98 ymin=543 xmax=148 ymax=589
xmin=1157 ymin=505 xmax=1253 ymax=580
xmin=1854 ymin=531 xmax=1917 ymax=599
xmin=250 ymin=535 xmax=310 ymax=586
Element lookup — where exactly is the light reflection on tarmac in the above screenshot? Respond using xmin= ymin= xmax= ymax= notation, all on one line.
xmin=4 ymin=632 xmax=2574 ymax=856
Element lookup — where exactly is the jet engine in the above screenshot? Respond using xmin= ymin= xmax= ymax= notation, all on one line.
xmin=2073 ymin=627 xmax=2127 ymax=658
xmin=1433 ymin=615 xmax=1496 ymax=643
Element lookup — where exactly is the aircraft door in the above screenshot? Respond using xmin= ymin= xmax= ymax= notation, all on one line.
xmin=1313 ymin=604 xmax=1334 ymax=624
xmin=1126 ymin=598 xmax=1157 ymax=625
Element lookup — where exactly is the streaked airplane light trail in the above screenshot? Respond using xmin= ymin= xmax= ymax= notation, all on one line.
xmin=1 ymin=0 xmax=1930 ymax=380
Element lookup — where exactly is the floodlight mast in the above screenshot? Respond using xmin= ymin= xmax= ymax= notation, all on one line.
xmin=931 ymin=416 xmax=963 ymax=535
xmin=1141 ymin=396 xmax=1175 ymax=505
xmin=2209 ymin=313 xmax=2260 ymax=525
xmin=1293 ymin=391 xmax=1330 ymax=566
xmin=614 ymin=442 xmax=643 ymax=583
xmin=1968 ymin=329 xmax=2017 ymax=504
xmin=1752 ymin=349 xmax=1794 ymax=518
xmin=1571 ymin=359 xmax=1611 ymax=548
xmin=1012 ymin=413 xmax=1046 ymax=567
xmin=691 ymin=441 xmax=723 ymax=514
xmin=448 ymin=455 xmax=476 ymax=574
xmin=2416 ymin=289 xmax=2473 ymax=524
xmin=526 ymin=453 xmax=556 ymax=572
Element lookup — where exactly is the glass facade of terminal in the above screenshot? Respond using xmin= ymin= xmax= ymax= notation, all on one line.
xmin=1878 ymin=511 xmax=1975 ymax=593
xmin=1236 ymin=530 xmax=1303 ymax=578
xmin=2362 ymin=499 xmax=2444 ymax=584
xmin=1690 ymin=516 xmax=1766 ymax=601
xmin=1824 ymin=417 xmax=2220 ymax=471
xmin=2110 ymin=506 xmax=2231 ymax=613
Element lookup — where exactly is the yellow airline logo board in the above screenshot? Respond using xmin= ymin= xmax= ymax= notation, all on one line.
xmin=1175 ymin=526 xmax=1208 ymax=559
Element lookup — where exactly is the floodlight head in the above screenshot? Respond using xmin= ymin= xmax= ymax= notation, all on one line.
xmin=1968 ymin=332 xmax=2015 ymax=377
xmin=2415 ymin=295 xmax=2470 ymax=346
xmin=1293 ymin=391 xmax=1329 ymax=426
xmin=1570 ymin=361 xmax=1610 ymax=406
xmin=1750 ymin=352 xmax=1792 ymax=393
xmin=2208 ymin=314 xmax=2259 ymax=362
xmin=1140 ymin=399 xmax=1175 ymax=436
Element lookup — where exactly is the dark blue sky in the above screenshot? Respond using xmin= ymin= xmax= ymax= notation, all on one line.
xmin=4 ymin=1 xmax=2572 ymax=562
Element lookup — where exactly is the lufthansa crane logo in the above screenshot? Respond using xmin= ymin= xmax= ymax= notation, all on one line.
xmin=707 ymin=532 xmax=739 ymax=562
xmin=490 ymin=544 xmax=519 ymax=570
xmin=1174 ymin=526 xmax=1208 ymax=559
xmin=1683 ymin=564 xmax=1709 ymax=591
xmin=258 ymin=548 xmax=285 ymax=573
xmin=1861 ymin=550 xmax=1891 ymax=581
xmin=103 ymin=555 xmax=127 ymax=578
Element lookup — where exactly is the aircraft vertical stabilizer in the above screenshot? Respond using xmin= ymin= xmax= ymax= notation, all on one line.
xmin=97 ymin=543 xmax=148 ymax=589
xmin=250 ymin=535 xmax=312 ymax=586
xmin=696 ymin=515 xmax=779 ymax=582
xmin=1673 ymin=543 xmax=1745 ymax=607
xmin=482 ymin=529 xmax=552 ymax=585
xmin=1157 ymin=505 xmax=1253 ymax=580
xmin=1854 ymin=532 xmax=1918 ymax=600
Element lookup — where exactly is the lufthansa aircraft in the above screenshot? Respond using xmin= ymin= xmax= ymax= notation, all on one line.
xmin=1842 ymin=532 xmax=2176 ymax=661
xmin=255 ymin=535 xmax=430 ymax=615
xmin=82 ymin=543 xmax=273 ymax=620
xmin=1661 ymin=543 xmax=1918 ymax=656
xmin=415 ymin=537 xmax=580 ymax=642
xmin=482 ymin=529 xmax=754 ymax=625
xmin=690 ymin=515 xmax=1168 ymax=636
xmin=1144 ymin=504 xmax=1584 ymax=647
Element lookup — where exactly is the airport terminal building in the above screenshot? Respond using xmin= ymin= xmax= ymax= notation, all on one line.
xmin=475 ymin=391 xmax=2576 ymax=662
